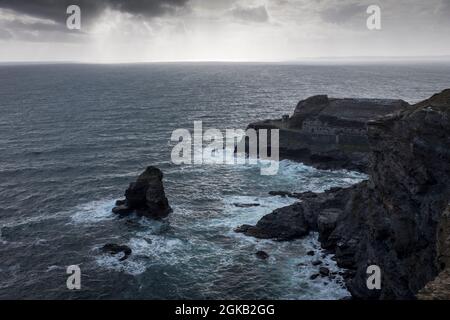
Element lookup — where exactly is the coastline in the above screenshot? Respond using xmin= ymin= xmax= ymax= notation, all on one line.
xmin=238 ymin=89 xmax=450 ymax=299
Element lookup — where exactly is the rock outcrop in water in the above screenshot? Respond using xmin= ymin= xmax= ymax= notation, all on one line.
xmin=243 ymin=95 xmax=408 ymax=172
xmin=101 ymin=243 xmax=132 ymax=261
xmin=237 ymin=89 xmax=450 ymax=299
xmin=112 ymin=166 xmax=172 ymax=219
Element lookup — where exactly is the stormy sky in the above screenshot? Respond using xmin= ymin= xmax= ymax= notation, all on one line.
xmin=0 ymin=0 xmax=449 ymax=62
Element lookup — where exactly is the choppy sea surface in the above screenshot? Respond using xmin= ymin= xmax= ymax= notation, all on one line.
xmin=1 ymin=62 xmax=450 ymax=299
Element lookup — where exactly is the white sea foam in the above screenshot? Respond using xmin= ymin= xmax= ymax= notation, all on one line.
xmin=195 ymin=145 xmax=366 ymax=190
xmin=216 ymin=195 xmax=296 ymax=228
xmin=80 ymin=154 xmax=362 ymax=297
xmin=282 ymin=233 xmax=350 ymax=300
xmin=94 ymin=236 xmax=190 ymax=275
xmin=87 ymin=192 xmax=351 ymax=298
xmin=95 ymin=254 xmax=147 ymax=276
xmin=129 ymin=236 xmax=188 ymax=264
xmin=45 ymin=265 xmax=63 ymax=272
xmin=217 ymin=195 xmax=350 ymax=299
xmin=70 ymin=199 xmax=116 ymax=224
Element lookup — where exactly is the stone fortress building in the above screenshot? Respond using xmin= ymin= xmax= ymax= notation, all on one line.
xmin=244 ymin=94 xmax=409 ymax=171
xmin=301 ymin=119 xmax=366 ymax=136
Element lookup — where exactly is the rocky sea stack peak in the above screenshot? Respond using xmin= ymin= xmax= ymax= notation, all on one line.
xmin=112 ymin=166 xmax=172 ymax=219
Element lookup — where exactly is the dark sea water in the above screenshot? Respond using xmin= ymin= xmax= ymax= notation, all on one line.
xmin=1 ymin=62 xmax=450 ymax=299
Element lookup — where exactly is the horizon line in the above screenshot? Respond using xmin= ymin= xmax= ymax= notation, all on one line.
xmin=2 ymin=55 xmax=450 ymax=65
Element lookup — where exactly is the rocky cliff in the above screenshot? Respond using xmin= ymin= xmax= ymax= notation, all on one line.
xmin=237 ymin=89 xmax=450 ymax=299
xmin=245 ymin=95 xmax=408 ymax=172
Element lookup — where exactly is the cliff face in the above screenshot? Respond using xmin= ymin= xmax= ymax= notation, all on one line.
xmin=238 ymin=89 xmax=450 ymax=299
xmin=291 ymin=95 xmax=407 ymax=126
xmin=417 ymin=204 xmax=450 ymax=300
xmin=246 ymin=95 xmax=408 ymax=172
xmin=332 ymin=89 xmax=450 ymax=299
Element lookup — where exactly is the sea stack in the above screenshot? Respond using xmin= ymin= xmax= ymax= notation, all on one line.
xmin=112 ymin=166 xmax=172 ymax=219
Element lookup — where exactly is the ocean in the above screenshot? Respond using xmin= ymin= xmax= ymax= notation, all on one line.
xmin=1 ymin=62 xmax=450 ymax=299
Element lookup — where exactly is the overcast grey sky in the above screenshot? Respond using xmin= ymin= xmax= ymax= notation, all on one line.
xmin=0 ymin=0 xmax=449 ymax=62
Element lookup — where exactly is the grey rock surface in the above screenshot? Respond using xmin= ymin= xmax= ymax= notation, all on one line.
xmin=112 ymin=166 xmax=172 ymax=219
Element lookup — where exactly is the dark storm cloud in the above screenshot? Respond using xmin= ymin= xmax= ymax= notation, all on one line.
xmin=319 ymin=2 xmax=369 ymax=25
xmin=230 ymin=5 xmax=269 ymax=23
xmin=0 ymin=0 xmax=190 ymax=25
xmin=0 ymin=17 xmax=85 ymax=42
xmin=440 ymin=0 xmax=450 ymax=13
xmin=0 ymin=0 xmax=190 ymax=42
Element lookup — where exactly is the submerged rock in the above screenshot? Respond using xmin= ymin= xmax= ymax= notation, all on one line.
xmin=310 ymin=274 xmax=320 ymax=280
xmin=319 ymin=267 xmax=331 ymax=277
xmin=101 ymin=243 xmax=132 ymax=261
xmin=268 ymin=191 xmax=317 ymax=199
xmin=255 ymin=251 xmax=269 ymax=260
xmin=112 ymin=204 xmax=133 ymax=215
xmin=234 ymin=224 xmax=252 ymax=234
xmin=115 ymin=199 xmax=126 ymax=206
xmin=233 ymin=203 xmax=260 ymax=208
xmin=268 ymin=191 xmax=292 ymax=197
xmin=112 ymin=166 xmax=172 ymax=219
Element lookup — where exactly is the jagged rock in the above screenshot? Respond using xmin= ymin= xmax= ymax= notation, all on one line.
xmin=112 ymin=204 xmax=133 ymax=215
xmin=240 ymin=89 xmax=450 ymax=300
xmin=268 ymin=191 xmax=294 ymax=198
xmin=124 ymin=219 xmax=140 ymax=227
xmin=236 ymin=186 xmax=353 ymax=242
xmin=295 ymin=191 xmax=319 ymax=200
xmin=236 ymin=203 xmax=310 ymax=240
xmin=306 ymin=250 xmax=315 ymax=256
xmin=268 ymin=191 xmax=317 ymax=199
xmin=317 ymin=209 xmax=342 ymax=246
xmin=312 ymin=260 xmax=322 ymax=266
xmin=417 ymin=269 xmax=450 ymax=300
xmin=319 ymin=267 xmax=330 ymax=277
xmin=112 ymin=166 xmax=172 ymax=219
xmin=234 ymin=224 xmax=252 ymax=233
xmin=310 ymin=274 xmax=320 ymax=280
xmin=255 ymin=251 xmax=269 ymax=260
xmin=233 ymin=203 xmax=260 ymax=208
xmin=101 ymin=243 xmax=132 ymax=261
xmin=115 ymin=199 xmax=126 ymax=206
